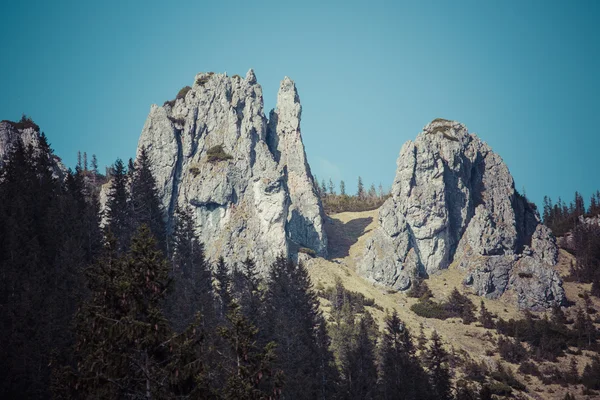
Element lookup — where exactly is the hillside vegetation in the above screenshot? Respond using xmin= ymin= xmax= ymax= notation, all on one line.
xmin=305 ymin=209 xmax=600 ymax=399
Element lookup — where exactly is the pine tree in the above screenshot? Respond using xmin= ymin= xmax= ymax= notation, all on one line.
xmin=91 ymin=154 xmax=98 ymax=175
xmin=340 ymin=180 xmax=346 ymax=196
xmin=357 ymin=176 xmax=364 ymax=199
xmin=105 ymin=158 xmax=132 ymax=252
xmin=314 ymin=315 xmax=339 ymax=399
xmin=167 ymin=205 xmax=215 ymax=332
xmin=263 ymin=256 xmax=327 ymax=399
xmin=56 ymin=227 xmax=209 ymax=399
xmin=328 ymin=178 xmax=335 ymax=195
xmin=215 ymin=256 xmax=232 ymax=320
xmin=0 ymin=133 xmax=98 ymax=398
xmin=83 ymin=151 xmax=88 ymax=171
xmin=340 ymin=315 xmax=378 ymax=400
xmin=231 ymin=257 xmax=263 ymax=331
xmin=378 ymin=312 xmax=429 ymax=400
xmin=424 ymin=331 xmax=452 ymax=400
xmin=368 ymin=184 xmax=376 ymax=199
xmin=478 ymin=300 xmax=495 ymax=329
xmin=321 ymin=179 xmax=327 ymax=197
xmin=130 ymin=147 xmax=166 ymax=252
xmin=218 ymin=301 xmax=283 ymax=399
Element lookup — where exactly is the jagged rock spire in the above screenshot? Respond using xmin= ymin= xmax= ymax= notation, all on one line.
xmin=135 ymin=70 xmax=327 ymax=269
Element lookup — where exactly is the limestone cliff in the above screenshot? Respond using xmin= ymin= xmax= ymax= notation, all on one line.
xmin=137 ymin=70 xmax=327 ymax=269
xmin=360 ymin=119 xmax=564 ymax=309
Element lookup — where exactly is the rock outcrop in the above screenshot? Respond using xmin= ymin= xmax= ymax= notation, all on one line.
xmin=360 ymin=119 xmax=564 ymax=309
xmin=137 ymin=70 xmax=326 ymax=269
xmin=0 ymin=119 xmax=66 ymax=178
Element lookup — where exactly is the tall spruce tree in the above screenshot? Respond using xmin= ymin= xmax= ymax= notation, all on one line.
xmin=215 ymin=256 xmax=233 ymax=321
xmin=105 ymin=158 xmax=132 ymax=252
xmin=167 ymin=205 xmax=215 ymax=332
xmin=424 ymin=331 xmax=452 ymax=400
xmin=339 ymin=315 xmax=378 ymax=400
xmin=0 ymin=134 xmax=99 ymax=398
xmin=263 ymin=256 xmax=328 ymax=399
xmin=130 ymin=147 xmax=166 ymax=252
xmin=378 ymin=311 xmax=430 ymax=400
xmin=57 ymin=226 xmax=208 ymax=399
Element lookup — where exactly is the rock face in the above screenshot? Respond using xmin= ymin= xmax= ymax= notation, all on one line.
xmin=0 ymin=120 xmax=66 ymax=178
xmin=137 ymin=70 xmax=327 ymax=269
xmin=360 ymin=119 xmax=564 ymax=309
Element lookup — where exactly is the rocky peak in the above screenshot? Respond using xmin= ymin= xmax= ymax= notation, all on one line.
xmin=360 ymin=119 xmax=563 ymax=309
xmin=137 ymin=69 xmax=327 ymax=269
xmin=0 ymin=119 xmax=66 ymax=178
xmin=267 ymin=77 xmax=327 ymax=257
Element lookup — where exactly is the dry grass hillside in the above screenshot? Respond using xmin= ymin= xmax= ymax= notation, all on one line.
xmin=303 ymin=209 xmax=600 ymax=400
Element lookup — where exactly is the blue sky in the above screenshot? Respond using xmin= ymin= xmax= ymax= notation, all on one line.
xmin=1 ymin=0 xmax=599 ymax=209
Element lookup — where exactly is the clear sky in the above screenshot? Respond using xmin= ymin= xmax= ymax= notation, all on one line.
xmin=1 ymin=0 xmax=599 ymax=209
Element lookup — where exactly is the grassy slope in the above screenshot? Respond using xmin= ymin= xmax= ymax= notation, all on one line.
xmin=303 ymin=209 xmax=600 ymax=400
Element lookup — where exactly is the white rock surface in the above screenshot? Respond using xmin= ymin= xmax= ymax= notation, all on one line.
xmin=136 ymin=70 xmax=327 ymax=270
xmin=360 ymin=119 xmax=564 ymax=309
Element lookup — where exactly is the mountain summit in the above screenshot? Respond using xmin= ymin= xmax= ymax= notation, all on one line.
xmin=137 ymin=70 xmax=327 ymax=268
xmin=359 ymin=119 xmax=564 ymax=309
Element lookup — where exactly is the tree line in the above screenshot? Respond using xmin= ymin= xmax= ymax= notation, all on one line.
xmin=0 ymin=131 xmax=461 ymax=399
xmin=313 ymin=175 xmax=390 ymax=214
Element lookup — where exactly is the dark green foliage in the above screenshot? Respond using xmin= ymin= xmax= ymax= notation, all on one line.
xmin=339 ymin=315 xmax=378 ymax=400
xmin=378 ymin=312 xmax=430 ymax=400
xmin=407 ymin=277 xmax=433 ymax=299
xmin=177 ymin=85 xmax=192 ymax=100
xmin=263 ymin=256 xmax=336 ymax=399
xmin=569 ymin=223 xmax=600 ymax=284
xmin=166 ymin=205 xmax=215 ymax=332
xmin=424 ymin=331 xmax=452 ymax=400
xmin=490 ymin=363 xmax=526 ymax=392
xmin=0 ymin=135 xmax=100 ymax=398
xmin=321 ymin=190 xmax=390 ymax=214
xmin=582 ymin=356 xmax=600 ymax=390
xmin=206 ymin=145 xmax=233 ymax=162
xmin=130 ymin=147 xmax=167 ymax=252
xmin=163 ymin=85 xmax=192 ymax=107
xmin=445 ymin=288 xmax=476 ymax=324
xmin=463 ymin=359 xmax=487 ymax=382
xmin=231 ymin=258 xmax=263 ymax=330
xmin=495 ymin=311 xmax=573 ymax=361
xmin=478 ymin=300 xmax=495 ymax=329
xmin=57 ymin=226 xmax=208 ymax=398
xmin=479 ymin=385 xmax=492 ymax=400
xmin=217 ymin=301 xmax=282 ymax=399
xmin=410 ymin=298 xmax=449 ymax=319
xmin=497 ymin=336 xmax=528 ymax=363
xmin=488 ymin=382 xmax=512 ymax=396
xmin=105 ymin=158 xmax=132 ymax=252
xmin=454 ymin=380 xmax=478 ymax=400
xmin=214 ymin=257 xmax=232 ymax=320
xmin=323 ymin=277 xmax=382 ymax=314
xmin=542 ymin=192 xmax=585 ymax=237
xmin=518 ymin=361 xmax=541 ymax=377
xmin=540 ymin=361 xmax=580 ymax=386
xmin=410 ymin=287 xmax=476 ymax=324
xmin=196 ymin=76 xmax=210 ymax=86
